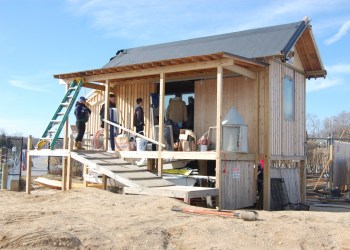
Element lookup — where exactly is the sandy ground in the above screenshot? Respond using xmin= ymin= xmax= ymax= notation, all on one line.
xmin=1 ymin=185 xmax=350 ymax=250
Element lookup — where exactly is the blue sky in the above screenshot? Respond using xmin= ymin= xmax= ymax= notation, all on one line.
xmin=0 ymin=0 xmax=349 ymax=137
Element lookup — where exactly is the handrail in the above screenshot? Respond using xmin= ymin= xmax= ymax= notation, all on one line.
xmin=103 ymin=119 xmax=166 ymax=148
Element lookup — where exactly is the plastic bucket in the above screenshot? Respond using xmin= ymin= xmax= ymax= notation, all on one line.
xmin=136 ymin=138 xmax=147 ymax=151
xmin=199 ymin=145 xmax=208 ymax=151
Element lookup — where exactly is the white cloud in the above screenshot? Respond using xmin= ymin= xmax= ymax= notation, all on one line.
xmin=325 ymin=20 xmax=350 ymax=45
xmin=326 ymin=64 xmax=350 ymax=74
xmin=9 ymin=80 xmax=51 ymax=93
xmin=64 ymin=0 xmax=350 ymax=49
xmin=306 ymin=78 xmax=341 ymax=92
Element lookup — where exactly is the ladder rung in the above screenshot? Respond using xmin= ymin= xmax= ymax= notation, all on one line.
xmin=50 ymin=120 xmax=62 ymax=124
xmin=69 ymin=86 xmax=78 ymax=90
xmin=48 ymin=130 xmax=57 ymax=134
xmin=61 ymin=102 xmax=70 ymax=106
xmin=57 ymin=112 xmax=65 ymax=116
xmin=40 ymin=137 xmax=53 ymax=141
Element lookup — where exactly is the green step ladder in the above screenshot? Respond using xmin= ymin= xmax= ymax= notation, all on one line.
xmin=36 ymin=79 xmax=84 ymax=150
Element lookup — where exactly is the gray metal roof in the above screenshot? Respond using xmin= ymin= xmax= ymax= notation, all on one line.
xmin=103 ymin=20 xmax=307 ymax=68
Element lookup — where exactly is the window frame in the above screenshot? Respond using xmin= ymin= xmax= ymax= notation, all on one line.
xmin=283 ymin=75 xmax=295 ymax=121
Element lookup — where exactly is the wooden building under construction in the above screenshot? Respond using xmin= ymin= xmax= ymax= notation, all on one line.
xmin=28 ymin=17 xmax=326 ymax=210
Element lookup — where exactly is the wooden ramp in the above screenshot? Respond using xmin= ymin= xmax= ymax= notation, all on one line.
xmin=70 ymin=151 xmax=219 ymax=204
xmin=124 ymin=186 xmax=219 ymax=205
xmin=71 ymin=151 xmax=174 ymax=188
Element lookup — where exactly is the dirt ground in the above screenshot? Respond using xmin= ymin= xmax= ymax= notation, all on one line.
xmin=0 ymin=184 xmax=350 ymax=250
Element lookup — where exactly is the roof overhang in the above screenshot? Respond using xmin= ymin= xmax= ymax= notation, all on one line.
xmin=294 ymin=27 xmax=327 ymax=79
xmin=53 ymin=52 xmax=267 ymax=86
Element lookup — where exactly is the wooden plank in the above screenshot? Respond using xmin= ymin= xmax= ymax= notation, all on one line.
xmin=300 ymin=160 xmax=306 ymax=203
xmin=263 ymin=61 xmax=271 ymax=210
xmin=83 ymin=82 xmax=105 ymax=91
xmin=116 ymin=151 xmax=215 ymax=160
xmin=216 ymin=66 xmax=223 ymax=209
xmin=124 ymin=186 xmax=219 ymax=204
xmin=104 ymin=80 xmax=110 ymax=150
xmin=35 ymin=177 xmax=61 ymax=189
xmin=28 ymin=149 xmax=70 ymax=157
xmin=224 ymin=65 xmax=257 ymax=79
xmin=66 ymin=135 xmax=74 ymax=190
xmin=26 ymin=135 xmax=33 ymax=194
xmin=158 ymin=73 xmax=165 ymax=176
xmin=75 ymin=58 xmax=235 ymax=82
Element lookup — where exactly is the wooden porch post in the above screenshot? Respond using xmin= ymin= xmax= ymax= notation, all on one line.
xmin=25 ymin=135 xmax=32 ymax=194
xmin=300 ymin=160 xmax=306 ymax=203
xmin=157 ymin=73 xmax=165 ymax=176
xmin=263 ymin=68 xmax=271 ymax=210
xmin=104 ymin=80 xmax=111 ymax=151
xmin=66 ymin=135 xmax=74 ymax=190
xmin=215 ymin=66 xmax=223 ymax=209
xmin=62 ymin=83 xmax=69 ymax=189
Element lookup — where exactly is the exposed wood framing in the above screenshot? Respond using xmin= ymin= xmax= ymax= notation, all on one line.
xmin=223 ymin=65 xmax=257 ymax=79
xmin=83 ymin=82 xmax=105 ymax=91
xmin=300 ymin=160 xmax=306 ymax=203
xmin=26 ymin=135 xmax=32 ymax=194
xmin=62 ymin=84 xmax=69 ymax=190
xmin=215 ymin=66 xmax=223 ymax=209
xmin=103 ymin=80 xmax=110 ymax=150
xmin=157 ymin=73 xmax=165 ymax=176
xmin=263 ymin=66 xmax=271 ymax=210
xmin=66 ymin=58 xmax=236 ymax=83
xmin=66 ymin=135 xmax=74 ymax=190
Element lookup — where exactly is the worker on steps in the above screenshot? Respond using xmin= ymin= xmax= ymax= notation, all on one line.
xmin=74 ymin=96 xmax=91 ymax=150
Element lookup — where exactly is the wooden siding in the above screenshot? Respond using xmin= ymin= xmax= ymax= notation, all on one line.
xmin=269 ymin=60 xmax=306 ymax=157
xmin=271 ymin=167 xmax=301 ymax=203
xmin=194 ymin=76 xmax=259 ymax=154
xmin=220 ymin=160 xmax=255 ymax=209
xmin=87 ymin=82 xmax=157 ymax=138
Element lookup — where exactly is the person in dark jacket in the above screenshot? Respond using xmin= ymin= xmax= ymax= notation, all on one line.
xmin=185 ymin=96 xmax=194 ymax=130
xmin=134 ymin=98 xmax=144 ymax=135
xmin=74 ymin=96 xmax=91 ymax=150
xmin=99 ymin=93 xmax=116 ymax=128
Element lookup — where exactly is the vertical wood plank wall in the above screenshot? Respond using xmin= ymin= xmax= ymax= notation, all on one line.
xmin=221 ymin=160 xmax=255 ymax=209
xmin=194 ymin=76 xmax=258 ymax=154
xmin=87 ymin=82 xmax=157 ymax=138
xmin=269 ymin=60 xmax=306 ymax=157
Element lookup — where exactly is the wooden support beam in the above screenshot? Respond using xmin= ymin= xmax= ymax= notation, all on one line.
xmin=102 ymin=175 xmax=107 ymax=190
xmin=83 ymin=82 xmax=105 ymax=91
xmin=83 ymin=164 xmax=88 ymax=187
xmin=26 ymin=135 xmax=32 ymax=194
xmin=263 ymin=68 xmax=271 ymax=210
xmin=66 ymin=135 xmax=74 ymax=190
xmin=157 ymin=73 xmax=165 ymax=176
xmin=104 ymin=80 xmax=110 ymax=151
xmin=1 ymin=164 xmax=8 ymax=190
xmin=63 ymin=84 xmax=69 ymax=190
xmin=215 ymin=66 xmax=223 ymax=209
xmin=70 ymin=58 xmax=235 ymax=83
xmin=300 ymin=160 xmax=306 ymax=203
xmin=223 ymin=65 xmax=257 ymax=79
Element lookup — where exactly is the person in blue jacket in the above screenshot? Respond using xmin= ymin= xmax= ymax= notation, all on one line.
xmin=74 ymin=96 xmax=91 ymax=149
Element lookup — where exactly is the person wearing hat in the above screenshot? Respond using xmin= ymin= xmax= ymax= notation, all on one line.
xmin=99 ymin=93 xmax=118 ymax=150
xmin=74 ymin=96 xmax=91 ymax=150
xmin=99 ymin=93 xmax=116 ymax=128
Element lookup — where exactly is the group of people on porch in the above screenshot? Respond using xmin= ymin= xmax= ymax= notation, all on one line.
xmin=73 ymin=91 xmax=194 ymax=150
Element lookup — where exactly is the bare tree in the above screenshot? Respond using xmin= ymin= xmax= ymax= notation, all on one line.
xmin=306 ymin=113 xmax=320 ymax=137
